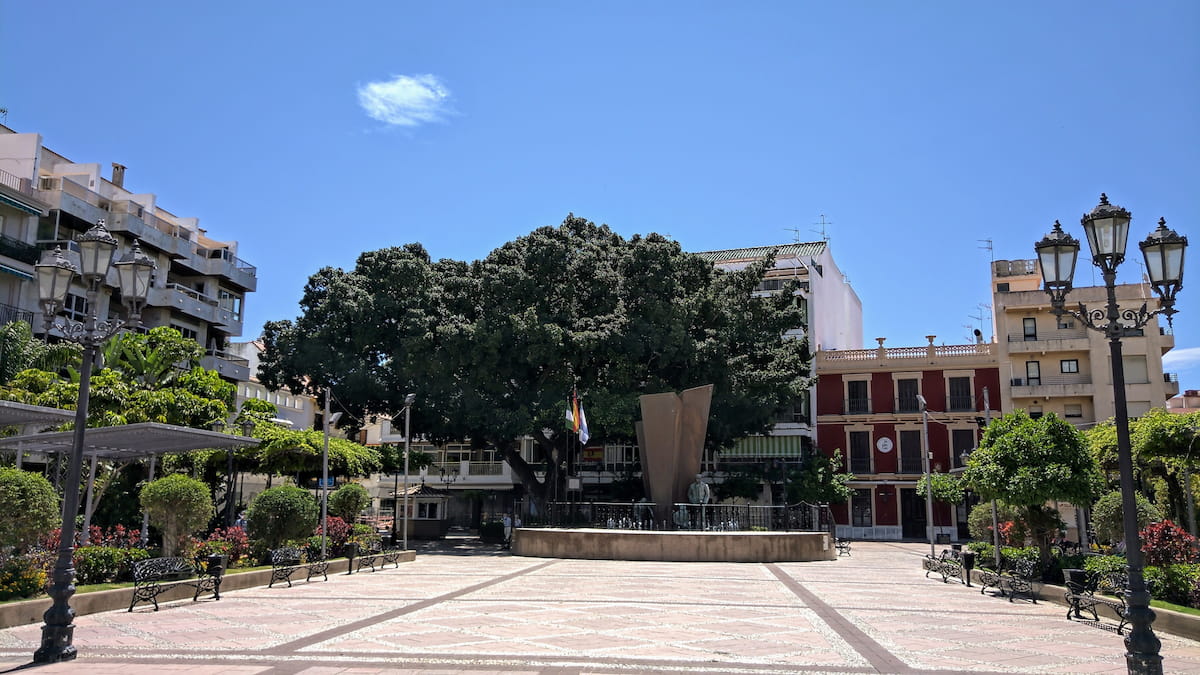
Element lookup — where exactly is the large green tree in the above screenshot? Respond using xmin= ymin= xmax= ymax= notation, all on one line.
xmin=0 ymin=321 xmax=79 ymax=385
xmin=963 ymin=410 xmax=1101 ymax=556
xmin=260 ymin=216 xmax=812 ymax=507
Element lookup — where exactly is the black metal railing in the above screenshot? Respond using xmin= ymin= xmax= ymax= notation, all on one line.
xmin=0 ymin=233 xmax=39 ymax=264
xmin=947 ymin=395 xmax=975 ymax=412
xmin=844 ymin=397 xmax=871 ymax=415
xmin=895 ymin=396 xmax=921 ymax=413
xmin=1 ymin=302 xmax=34 ymax=326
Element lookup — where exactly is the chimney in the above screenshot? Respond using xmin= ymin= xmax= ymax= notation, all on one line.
xmin=111 ymin=163 xmax=126 ymax=188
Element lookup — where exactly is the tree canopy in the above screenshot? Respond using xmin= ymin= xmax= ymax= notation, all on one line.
xmin=964 ymin=410 xmax=1100 ymax=507
xmin=259 ymin=216 xmax=813 ymax=504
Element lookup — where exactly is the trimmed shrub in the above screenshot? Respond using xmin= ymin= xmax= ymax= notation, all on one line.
xmin=0 ymin=467 xmax=60 ymax=553
xmin=140 ymin=474 xmax=214 ymax=557
xmin=0 ymin=555 xmax=47 ymax=601
xmin=247 ymin=486 xmax=319 ymax=550
xmin=328 ymin=483 xmax=371 ymax=522
xmin=73 ymin=546 xmax=151 ymax=584
xmin=1091 ymin=490 xmax=1159 ymax=545
xmin=966 ymin=502 xmax=1027 ymax=545
xmin=1144 ymin=564 xmax=1200 ymax=606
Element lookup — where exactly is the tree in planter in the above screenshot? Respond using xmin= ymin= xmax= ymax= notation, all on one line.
xmin=0 ymin=467 xmax=60 ymax=554
xmin=328 ymin=483 xmax=372 ymax=523
xmin=139 ymin=474 xmax=214 ymax=557
xmin=246 ymin=485 xmax=319 ymax=550
xmin=962 ymin=410 xmax=1101 ymax=560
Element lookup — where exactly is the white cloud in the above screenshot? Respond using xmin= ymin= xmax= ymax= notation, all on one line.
xmin=357 ymin=74 xmax=451 ymax=127
xmin=1164 ymin=346 xmax=1200 ymax=370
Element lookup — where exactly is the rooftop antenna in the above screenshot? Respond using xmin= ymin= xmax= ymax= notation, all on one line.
xmin=812 ymin=214 xmax=832 ymax=242
xmin=968 ymin=303 xmax=992 ymax=341
xmin=784 ymin=226 xmax=804 ymax=243
xmin=978 ymin=238 xmax=993 ymax=262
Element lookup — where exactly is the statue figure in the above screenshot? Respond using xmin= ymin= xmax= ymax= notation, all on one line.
xmin=687 ymin=474 xmax=711 ymax=505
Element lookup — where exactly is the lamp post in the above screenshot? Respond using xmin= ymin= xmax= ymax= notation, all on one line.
xmin=32 ymin=220 xmax=155 ymax=663
xmin=1035 ymin=194 xmax=1187 ymax=675
xmin=321 ymin=388 xmax=343 ymax=559
xmin=916 ymin=394 xmax=936 ymax=557
xmin=401 ymin=393 xmax=416 ymax=551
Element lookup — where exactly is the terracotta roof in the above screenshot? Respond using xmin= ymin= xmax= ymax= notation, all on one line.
xmin=693 ymin=241 xmax=827 ymax=263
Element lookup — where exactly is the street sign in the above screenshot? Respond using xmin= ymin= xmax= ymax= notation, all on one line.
xmin=318 ymin=478 xmax=335 ymax=487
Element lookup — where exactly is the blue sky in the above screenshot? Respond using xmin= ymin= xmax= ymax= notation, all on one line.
xmin=3 ymin=2 xmax=1198 ymax=388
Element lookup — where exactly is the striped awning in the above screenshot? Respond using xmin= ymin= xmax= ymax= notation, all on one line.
xmin=0 ymin=263 xmax=33 ymax=281
xmin=720 ymin=435 xmax=807 ymax=458
xmin=0 ymin=192 xmax=47 ymax=217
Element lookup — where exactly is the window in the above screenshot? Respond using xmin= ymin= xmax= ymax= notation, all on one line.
xmin=896 ymin=379 xmax=920 ymax=412
xmin=849 ymin=431 xmax=871 ymax=473
xmin=846 ymin=380 xmax=869 ymax=414
xmin=1029 ymin=406 xmax=1043 ymax=419
xmin=1064 ymin=404 xmax=1083 ymax=418
xmin=851 ymin=489 xmax=872 ymax=527
xmin=1057 ymin=317 xmax=1075 ymax=329
xmin=951 ymin=429 xmax=976 ymax=469
xmin=1060 ymin=359 xmax=1079 ymax=374
xmin=1121 ymin=355 xmax=1149 ymax=384
xmin=171 ymin=323 xmax=199 ymax=342
xmin=1026 ymin=361 xmax=1041 ymax=386
xmin=899 ymin=430 xmax=923 ymax=474
xmin=1128 ymin=401 xmax=1151 ymax=419
xmin=417 ymin=502 xmax=439 ymax=519
xmin=219 ymin=289 xmax=243 ymax=321
xmin=947 ymin=377 xmax=973 ymax=411
xmin=63 ymin=294 xmax=89 ymax=323
xmin=1023 ymin=318 xmax=1037 ymax=341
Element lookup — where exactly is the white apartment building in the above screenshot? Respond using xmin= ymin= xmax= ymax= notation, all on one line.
xmin=694 ymin=241 xmax=863 ymax=471
xmin=227 ymin=340 xmax=317 ymax=428
xmin=991 ymin=258 xmax=1179 ymax=426
xmin=0 ymin=126 xmax=256 ymax=382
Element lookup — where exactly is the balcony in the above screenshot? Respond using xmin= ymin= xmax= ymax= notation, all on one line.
xmin=0 ymin=302 xmax=34 ymax=326
xmin=895 ymin=397 xmax=921 ymax=413
xmin=0 ymin=233 xmax=39 ymax=265
xmin=201 ymin=348 xmax=251 ymax=381
xmin=1165 ymin=372 xmax=1180 ymax=397
xmin=106 ymin=201 xmax=194 ymax=257
xmin=947 ymin=395 xmax=976 ymax=412
xmin=1009 ymin=374 xmax=1094 ymax=399
xmin=844 ymin=398 xmax=872 ymax=415
xmin=197 ymin=247 xmax=257 ymax=291
xmin=146 ymin=283 xmax=242 ymax=333
xmin=1160 ymin=326 xmax=1175 ymax=353
xmin=34 ymin=176 xmax=108 ymax=225
xmin=421 ymin=460 xmax=514 ymax=487
xmin=1006 ymin=327 xmax=1090 ymax=353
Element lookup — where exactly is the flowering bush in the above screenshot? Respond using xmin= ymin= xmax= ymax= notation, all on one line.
xmin=315 ymin=517 xmax=352 ymax=555
xmin=0 ymin=556 xmax=47 ymax=601
xmin=197 ymin=526 xmax=249 ymax=566
xmin=87 ymin=524 xmax=142 ymax=548
xmin=1141 ymin=520 xmax=1198 ymax=567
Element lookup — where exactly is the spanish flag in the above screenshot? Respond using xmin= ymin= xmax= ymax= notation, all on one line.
xmin=566 ymin=391 xmax=590 ymax=444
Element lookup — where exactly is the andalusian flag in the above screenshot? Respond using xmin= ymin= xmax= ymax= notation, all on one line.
xmin=566 ymin=391 xmax=590 ymax=444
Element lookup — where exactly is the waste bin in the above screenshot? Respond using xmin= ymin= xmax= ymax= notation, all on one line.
xmin=960 ymin=550 xmax=975 ymax=587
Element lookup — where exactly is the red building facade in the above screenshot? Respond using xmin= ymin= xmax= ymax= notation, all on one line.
xmin=815 ymin=336 xmax=1002 ymax=541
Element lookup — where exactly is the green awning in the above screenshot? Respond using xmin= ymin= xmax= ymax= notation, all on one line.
xmin=0 ymin=263 xmax=33 ymax=281
xmin=721 ymin=435 xmax=807 ymax=458
xmin=0 ymin=192 xmax=46 ymax=217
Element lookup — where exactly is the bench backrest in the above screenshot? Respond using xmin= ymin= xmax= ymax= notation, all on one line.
xmin=132 ymin=557 xmax=194 ymax=582
xmin=271 ymin=546 xmax=304 ymax=565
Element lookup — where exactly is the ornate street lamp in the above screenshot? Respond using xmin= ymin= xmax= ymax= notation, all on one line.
xmin=1035 ymin=194 xmax=1187 ymax=675
xmin=33 ymin=220 xmax=155 ymax=663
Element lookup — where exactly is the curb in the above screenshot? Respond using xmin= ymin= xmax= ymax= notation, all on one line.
xmin=0 ymin=551 xmax=416 ymax=630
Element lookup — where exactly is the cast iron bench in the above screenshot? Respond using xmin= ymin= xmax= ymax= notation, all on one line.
xmin=128 ymin=555 xmax=225 ymax=611
xmin=922 ymin=548 xmax=963 ymax=583
xmin=1064 ymin=568 xmax=1129 ymax=633
xmin=268 ymin=546 xmax=329 ymax=587
xmin=352 ymin=542 xmax=403 ymax=573
xmin=977 ymin=557 xmax=1039 ymax=602
xmin=835 ymin=538 xmax=852 ymax=557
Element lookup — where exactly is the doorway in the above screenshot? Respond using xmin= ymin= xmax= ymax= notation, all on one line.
xmin=901 ymin=488 xmax=926 ymax=539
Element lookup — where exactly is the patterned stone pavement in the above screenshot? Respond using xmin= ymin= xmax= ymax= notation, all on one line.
xmin=2 ymin=539 xmax=1200 ymax=674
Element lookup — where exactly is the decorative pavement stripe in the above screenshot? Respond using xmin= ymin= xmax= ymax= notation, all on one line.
xmin=766 ymin=563 xmax=913 ymax=674
xmin=267 ymin=559 xmax=560 ymax=654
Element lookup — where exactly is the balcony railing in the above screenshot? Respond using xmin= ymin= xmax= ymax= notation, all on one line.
xmin=0 ymin=302 xmax=34 ymax=326
xmin=895 ymin=397 xmax=921 ymax=413
xmin=1011 ymin=374 xmax=1093 ymax=387
xmin=200 ymin=247 xmax=257 ymax=278
xmin=947 ymin=395 xmax=975 ymax=412
xmin=899 ymin=455 xmax=923 ymax=474
xmin=1007 ymin=327 xmax=1088 ymax=342
xmin=844 ymin=398 xmax=872 ymax=415
xmin=0 ymin=168 xmax=33 ymax=196
xmin=204 ymin=348 xmax=250 ymax=367
xmin=0 ymin=233 xmax=39 ymax=264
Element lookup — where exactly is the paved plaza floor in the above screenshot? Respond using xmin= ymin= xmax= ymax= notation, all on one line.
xmin=2 ymin=539 xmax=1200 ymax=674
